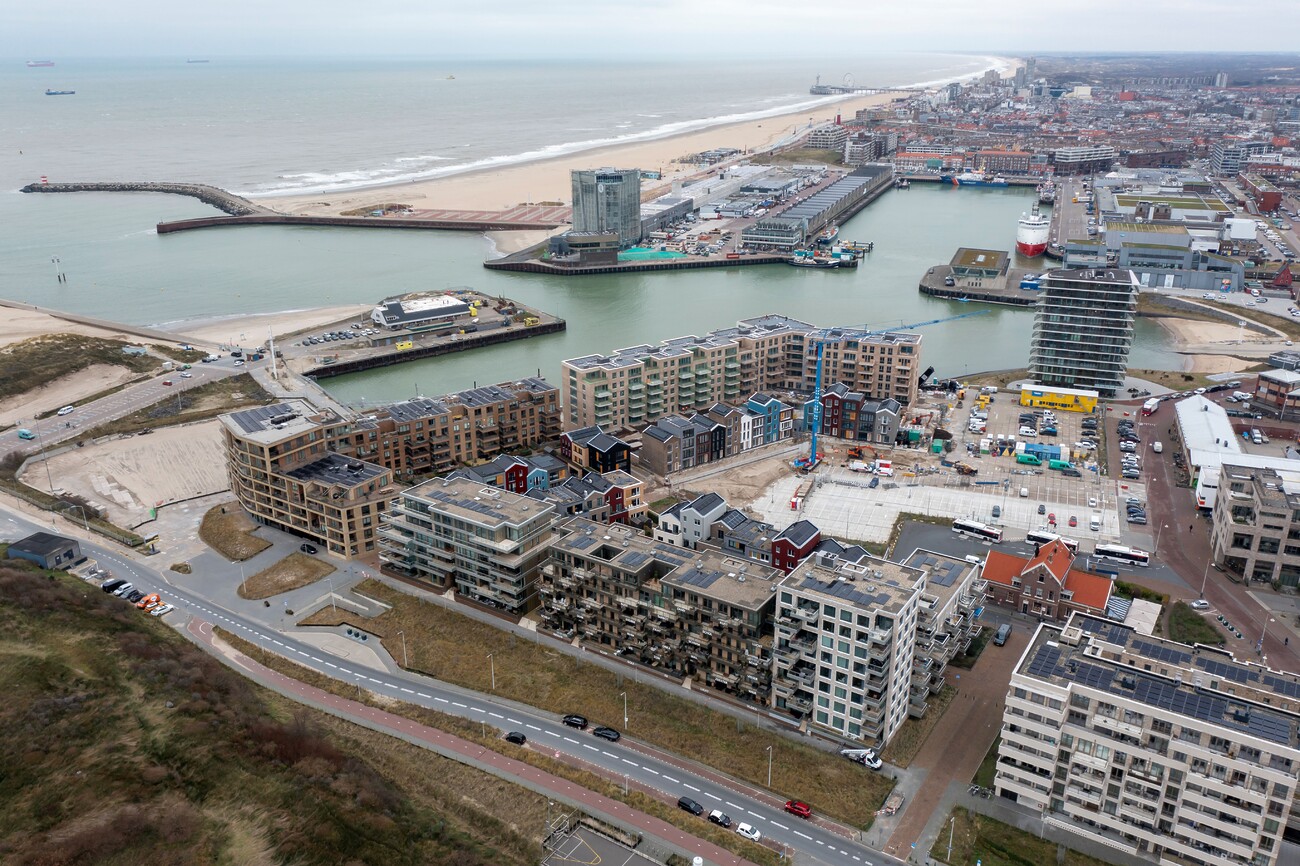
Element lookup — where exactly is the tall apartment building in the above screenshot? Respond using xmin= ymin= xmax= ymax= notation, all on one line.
xmin=1210 ymin=461 xmax=1300 ymax=586
xmin=537 ymin=517 xmax=780 ymax=705
xmin=571 ymin=167 xmax=642 ymax=248
xmin=221 ymin=403 xmax=397 ymax=558
xmin=1211 ymin=141 xmax=1270 ymax=177
xmin=997 ymin=613 xmax=1300 ymax=866
xmin=331 ymin=378 xmax=562 ymax=479
xmin=378 ymin=476 xmax=556 ymax=612
xmin=806 ymin=123 xmax=849 ymax=151
xmin=1028 ymin=268 xmax=1139 ymax=398
xmin=562 ymin=315 xmax=921 ymax=432
xmin=771 ymin=548 xmax=983 ymax=744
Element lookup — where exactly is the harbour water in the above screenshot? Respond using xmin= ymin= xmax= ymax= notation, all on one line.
xmin=0 ymin=56 xmax=1182 ymax=406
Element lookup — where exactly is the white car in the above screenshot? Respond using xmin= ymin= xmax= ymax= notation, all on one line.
xmin=179 ymin=371 xmax=193 ymax=378
xmin=1202 ymin=293 xmax=1215 ymax=299
xmin=150 ymin=603 xmax=174 ymax=617
xmin=1088 ymin=496 xmax=1098 ymax=508
xmin=736 ymin=823 xmax=762 ymax=842
xmin=234 ymin=359 xmax=245 ymax=366
xmin=57 ymin=405 xmax=75 ymax=416
xmin=1190 ymin=600 xmax=1210 ymax=610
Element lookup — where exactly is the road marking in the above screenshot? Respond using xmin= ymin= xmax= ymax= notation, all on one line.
xmin=663 ymin=776 xmax=680 ymax=784
xmin=621 ymin=759 xmax=639 ymax=767
xmin=324 ymin=662 xmax=338 ymax=668
xmin=417 ymin=693 xmax=431 ymax=699
xmin=544 ymin=730 xmax=560 ymax=737
xmin=525 ymin=724 xmax=541 ymax=731
xmin=399 ymin=687 xmax=414 ymax=694
xmin=452 ymin=701 xmax=466 ymax=708
xmin=471 ymin=706 xmax=485 ymax=714
xmin=644 ymin=768 xmax=659 ymax=775
xmin=309 ymin=656 xmax=322 ymax=662
xmin=703 ymin=792 xmax=721 ymax=800
xmin=272 ymin=640 xmax=284 ymax=646
xmin=563 ymin=737 xmax=578 ymax=744
xmin=582 ymin=744 xmax=600 ymax=752
xmin=367 ymin=677 xmax=381 ymax=684
xmin=434 ymin=697 xmax=449 ymax=704
xmin=683 ymin=784 xmax=700 ymax=792
xmin=814 ymin=838 xmax=824 ymax=845
xmin=793 ymin=831 xmax=812 ymax=840
xmin=506 ymin=717 xmax=520 ymax=723
xmin=488 ymin=712 xmax=503 ymax=719
xmin=725 ymin=801 xmax=742 ymax=810
xmin=770 ymin=821 xmax=788 ymax=830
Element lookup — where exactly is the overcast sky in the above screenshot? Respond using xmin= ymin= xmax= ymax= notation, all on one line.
xmin=6 ymin=0 xmax=1300 ymax=57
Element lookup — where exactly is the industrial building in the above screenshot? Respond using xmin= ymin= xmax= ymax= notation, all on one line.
xmin=996 ymin=613 xmax=1300 ymax=866
xmin=739 ymin=166 xmax=893 ymax=251
xmin=562 ymin=314 xmax=921 ymax=432
xmin=1028 ymin=268 xmax=1139 ymax=398
xmin=571 ymin=167 xmax=642 ymax=248
xmin=1018 ymin=385 xmax=1099 ymax=414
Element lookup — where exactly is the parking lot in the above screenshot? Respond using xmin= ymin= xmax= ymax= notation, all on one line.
xmin=541 ymin=826 xmax=660 ymax=866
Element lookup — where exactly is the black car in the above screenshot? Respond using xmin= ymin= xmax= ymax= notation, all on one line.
xmin=592 ymin=726 xmax=621 ymax=742
xmin=125 ymin=590 xmax=145 ymax=603
xmin=562 ymin=714 xmax=588 ymax=729
xmin=504 ymin=731 xmax=527 ymax=745
xmin=101 ymin=578 xmax=126 ymax=594
xmin=868 ymin=477 xmax=879 ymax=489
xmin=677 ymin=796 xmax=704 ymax=816
xmin=707 ymin=810 xmax=732 ymax=827
xmin=299 ymin=542 xmax=318 ymax=555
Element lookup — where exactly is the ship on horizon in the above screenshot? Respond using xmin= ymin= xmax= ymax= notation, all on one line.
xmin=27 ymin=60 xmax=55 ymax=67
xmin=939 ymin=171 xmax=1009 ymax=188
xmin=186 ymin=59 xmax=210 ymax=63
xmin=45 ymin=89 xmax=75 ymax=96
xmin=1016 ymin=203 xmax=1050 ymax=258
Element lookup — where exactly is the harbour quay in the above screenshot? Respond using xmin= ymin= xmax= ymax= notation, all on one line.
xmin=739 ymin=164 xmax=893 ymax=251
xmin=917 ymin=247 xmax=1047 ymax=307
xmin=284 ymin=289 xmax=565 ymax=380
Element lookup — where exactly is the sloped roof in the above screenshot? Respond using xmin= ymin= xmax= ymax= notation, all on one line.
xmin=1064 ymin=569 xmax=1113 ymax=611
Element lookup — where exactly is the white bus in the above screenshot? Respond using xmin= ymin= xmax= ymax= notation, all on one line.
xmin=1093 ymin=543 xmax=1150 ymax=568
xmin=952 ymin=519 xmax=1004 ymax=544
xmin=1025 ymin=530 xmax=1080 ymax=554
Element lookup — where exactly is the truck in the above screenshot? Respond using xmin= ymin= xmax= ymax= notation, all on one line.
xmin=953 ymin=462 xmax=978 ymax=476
xmin=1141 ymin=398 xmax=1160 ymax=416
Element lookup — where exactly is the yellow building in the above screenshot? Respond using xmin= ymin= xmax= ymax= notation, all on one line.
xmin=1019 ymin=384 xmax=1098 ymax=413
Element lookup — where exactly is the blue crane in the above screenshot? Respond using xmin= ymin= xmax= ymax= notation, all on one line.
xmin=801 ymin=310 xmax=991 ymax=470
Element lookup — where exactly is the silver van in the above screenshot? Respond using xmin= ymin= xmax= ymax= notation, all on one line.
xmin=994 ymin=624 xmax=1012 ymax=646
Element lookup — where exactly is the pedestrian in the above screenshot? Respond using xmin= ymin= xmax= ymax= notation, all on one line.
xmin=1287 ymin=637 xmax=1290 ymax=647
xmin=1189 ymin=524 xmax=1193 ymax=532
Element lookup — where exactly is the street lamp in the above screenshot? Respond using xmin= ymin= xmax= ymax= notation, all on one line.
xmin=487 ymin=653 xmax=495 ymax=691
xmin=397 ymin=630 xmax=409 ymax=668
xmin=57 ymin=502 xmax=90 ymax=531
xmin=766 ymin=745 xmax=773 ymax=788
xmin=1201 ymin=560 xmax=1212 ymax=599
xmin=619 ymin=691 xmax=628 ymax=729
xmin=1153 ymin=523 xmax=1170 ymax=554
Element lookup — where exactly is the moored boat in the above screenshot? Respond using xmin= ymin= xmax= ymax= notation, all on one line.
xmin=1016 ymin=203 xmax=1050 ymax=257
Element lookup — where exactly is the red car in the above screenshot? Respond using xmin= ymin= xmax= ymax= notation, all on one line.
xmin=1047 ymin=512 xmax=1056 ymax=526
xmin=784 ymin=800 xmax=812 ymax=819
xmin=162 ymin=379 xmax=173 ymax=386
xmin=1068 ymin=515 xmax=1078 ymax=528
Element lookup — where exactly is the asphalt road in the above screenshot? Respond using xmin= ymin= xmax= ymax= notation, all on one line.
xmin=0 ymin=503 xmax=903 ymax=866
xmin=3 ymin=354 xmax=248 ymax=460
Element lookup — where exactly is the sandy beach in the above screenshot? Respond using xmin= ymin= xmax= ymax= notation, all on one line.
xmin=263 ymin=59 xmax=1019 ymax=221
xmin=162 ymin=304 xmax=374 ymax=346
xmin=1152 ymin=315 xmax=1285 ymax=372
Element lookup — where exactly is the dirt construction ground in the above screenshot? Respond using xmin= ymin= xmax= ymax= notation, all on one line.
xmin=21 ymin=419 xmax=229 ymax=528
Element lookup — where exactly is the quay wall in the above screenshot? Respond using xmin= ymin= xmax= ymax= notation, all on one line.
xmin=305 ymin=320 xmax=567 ymax=379
xmin=20 ymin=181 xmax=270 ymax=216
xmin=484 ymin=254 xmax=787 ymax=276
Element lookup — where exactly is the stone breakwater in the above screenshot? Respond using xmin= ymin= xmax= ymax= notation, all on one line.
xmin=19 ymin=181 xmax=274 ymax=216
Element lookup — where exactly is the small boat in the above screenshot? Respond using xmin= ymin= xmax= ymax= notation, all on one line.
xmin=816 ymin=225 xmax=839 ymax=246
xmin=447 ymin=74 xmax=456 ymax=80
xmin=788 ymin=254 xmax=839 ymax=269
xmin=186 ymin=59 xmax=210 ymax=63
xmin=45 ymin=89 xmax=75 ymax=96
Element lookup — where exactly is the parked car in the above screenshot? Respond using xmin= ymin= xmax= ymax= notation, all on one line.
xmin=678 ymin=797 xmax=704 ymax=816
xmin=592 ymin=726 xmax=621 ymax=742
xmin=562 ymin=714 xmax=589 ymax=729
xmin=708 ymin=810 xmax=732 ymax=828
xmin=736 ymin=823 xmax=762 ymax=841
xmin=136 ymin=593 xmax=160 ymax=610
xmin=112 ymin=583 xmax=134 ymax=597
xmin=57 ymin=405 xmax=75 ymax=416
xmin=1190 ymin=600 xmax=1210 ymax=610
xmin=101 ymin=579 xmax=126 ymax=594
xmin=150 ymin=603 xmax=174 ymax=617
xmin=784 ymin=800 xmax=813 ymax=819
xmin=1068 ymin=516 xmax=1078 ymax=527
xmin=125 ymin=590 xmax=145 ymax=603
xmin=504 ymin=731 xmax=527 ymax=745
xmin=299 ymin=542 xmax=318 ymax=554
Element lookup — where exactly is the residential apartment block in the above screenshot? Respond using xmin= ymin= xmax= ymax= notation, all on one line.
xmin=562 ymin=315 xmax=921 ymax=432
xmin=802 ymin=383 xmax=902 ymax=444
xmin=560 ymin=425 xmax=633 ymax=474
xmin=997 ymin=613 xmax=1300 ymax=866
xmin=378 ymin=476 xmax=556 ymax=611
xmin=221 ymin=403 xmax=397 ymax=559
xmin=523 ymin=470 xmax=646 ymax=526
xmin=1210 ymin=461 xmax=1300 ymax=586
xmin=772 ymin=547 xmax=983 ymax=743
xmin=640 ymin=395 xmax=794 ymax=478
xmin=1028 ymin=268 xmax=1139 ymax=398
xmin=332 ymin=378 xmax=562 ymax=479
xmin=537 ymin=517 xmax=781 ymax=706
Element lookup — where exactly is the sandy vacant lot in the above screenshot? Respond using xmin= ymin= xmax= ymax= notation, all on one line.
xmin=0 ymin=364 xmax=140 ymax=428
xmin=23 ymin=420 xmax=228 ymax=527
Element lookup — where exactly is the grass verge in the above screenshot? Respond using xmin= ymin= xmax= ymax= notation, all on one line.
xmin=298 ymin=578 xmax=894 ymax=827
xmin=217 ymin=629 xmax=781 ymax=866
xmin=1114 ymin=580 xmax=1166 ymax=604
xmin=1167 ymin=601 xmax=1226 ymax=646
xmin=200 ymin=505 xmax=271 ymax=561
xmin=931 ymin=806 xmax=1114 ymax=866
xmin=880 ymin=684 xmax=956 ymax=769
xmin=238 ymin=552 xmax=335 ymax=600
xmin=951 ymin=625 xmax=992 ymax=670
xmin=0 ymin=562 xmax=547 ymax=866
xmin=973 ymin=736 xmax=1000 ymax=788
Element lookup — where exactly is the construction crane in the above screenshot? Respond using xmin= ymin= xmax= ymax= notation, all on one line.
xmin=798 ymin=311 xmax=991 ymax=471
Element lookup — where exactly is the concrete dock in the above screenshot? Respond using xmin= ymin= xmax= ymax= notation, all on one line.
xmin=917 ymin=264 xmax=1043 ymax=307
xmin=21 ymin=181 xmax=272 ymax=216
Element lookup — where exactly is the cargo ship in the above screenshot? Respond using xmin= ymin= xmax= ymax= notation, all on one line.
xmin=45 ymin=89 xmax=75 ymax=96
xmin=1037 ymin=179 xmax=1056 ymax=204
xmin=1016 ymin=203 xmax=1050 ymax=258
xmin=939 ymin=172 xmax=1009 ymax=187
xmin=26 ymin=60 xmax=55 ymax=67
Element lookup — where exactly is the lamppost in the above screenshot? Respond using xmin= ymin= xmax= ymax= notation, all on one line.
xmin=57 ymin=502 xmax=89 ymax=531
xmin=619 ymin=691 xmax=628 ymax=729
xmin=1153 ymin=523 xmax=1170 ymax=554
xmin=1259 ymin=616 xmax=1275 ymax=656
xmin=327 ymin=575 xmax=337 ymax=615
xmin=1201 ymin=560 xmax=1212 ymax=599
xmin=487 ymin=653 xmax=495 ymax=691
xmin=766 ymin=745 xmax=773 ymax=788
xmin=397 ymin=630 xmax=409 ymax=668
xmin=947 ymin=815 xmax=955 ymax=861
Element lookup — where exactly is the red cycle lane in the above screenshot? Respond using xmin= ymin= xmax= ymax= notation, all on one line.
xmin=185 ymin=618 xmax=758 ymax=866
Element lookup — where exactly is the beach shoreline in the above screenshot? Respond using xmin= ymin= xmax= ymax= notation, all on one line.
xmin=262 ymin=56 xmax=1020 ymax=218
